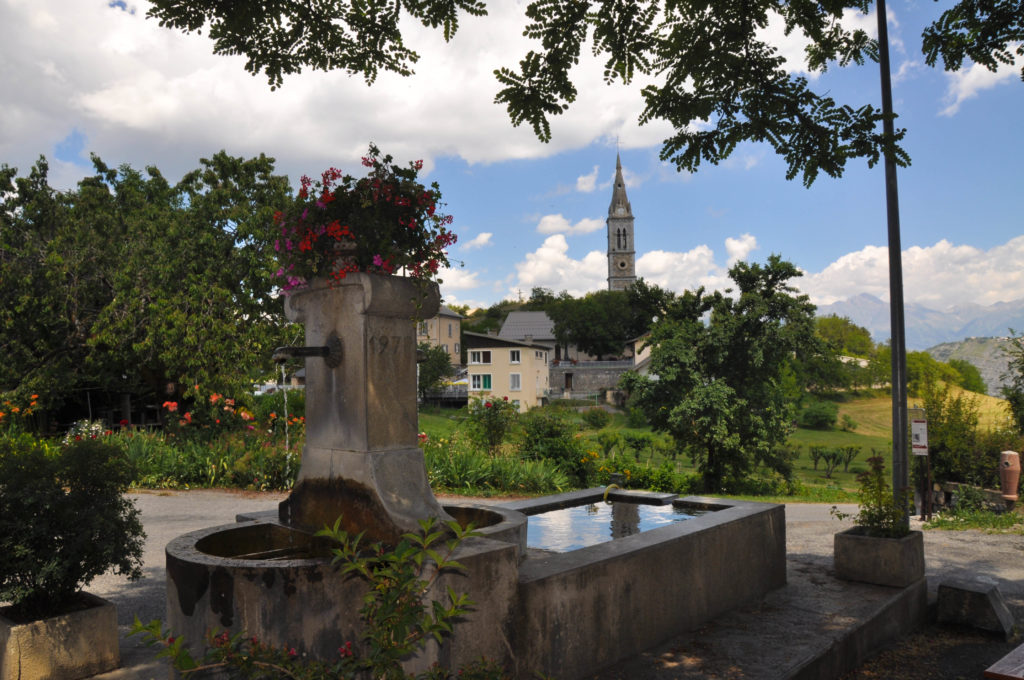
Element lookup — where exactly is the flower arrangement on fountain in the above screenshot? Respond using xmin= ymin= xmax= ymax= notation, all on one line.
xmin=273 ymin=144 xmax=457 ymax=294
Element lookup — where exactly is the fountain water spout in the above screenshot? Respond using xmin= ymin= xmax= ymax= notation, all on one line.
xmin=272 ymin=333 xmax=343 ymax=368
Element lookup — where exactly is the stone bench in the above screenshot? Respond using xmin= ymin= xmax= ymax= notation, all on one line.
xmin=985 ymin=642 xmax=1024 ymax=680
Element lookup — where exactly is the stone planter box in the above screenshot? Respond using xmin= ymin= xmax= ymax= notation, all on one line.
xmin=834 ymin=527 xmax=924 ymax=587
xmin=0 ymin=592 xmax=120 ymax=680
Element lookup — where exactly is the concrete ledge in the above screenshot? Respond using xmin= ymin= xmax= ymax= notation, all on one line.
xmin=938 ymin=580 xmax=1017 ymax=640
xmin=790 ymin=577 xmax=929 ymax=680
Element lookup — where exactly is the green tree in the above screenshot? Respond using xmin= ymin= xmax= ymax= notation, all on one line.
xmin=948 ymin=358 xmax=987 ymax=395
xmin=417 ymin=342 xmax=454 ymax=400
xmin=0 ymin=153 xmax=294 ymax=419
xmin=148 ymin=0 xmax=1020 ymax=186
xmin=906 ymin=351 xmax=959 ymax=396
xmin=548 ymin=289 xmax=633 ymax=359
xmin=620 ymin=256 xmax=819 ymax=491
xmin=1001 ymin=329 xmax=1024 ymax=433
xmin=547 ymin=281 xmax=673 ymax=359
xmin=816 ymin=315 xmax=875 ymax=357
xmin=920 ymin=379 xmax=983 ymax=484
xmin=0 ymin=158 xmax=95 ymax=413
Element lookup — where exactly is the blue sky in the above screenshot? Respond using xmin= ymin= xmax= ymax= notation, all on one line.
xmin=2 ymin=0 xmax=1022 ymax=313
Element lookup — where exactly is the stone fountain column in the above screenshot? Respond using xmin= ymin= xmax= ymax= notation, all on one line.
xmin=278 ymin=273 xmax=451 ymax=544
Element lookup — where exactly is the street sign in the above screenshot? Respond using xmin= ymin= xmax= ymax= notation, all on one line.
xmin=909 ymin=408 xmax=928 ymax=456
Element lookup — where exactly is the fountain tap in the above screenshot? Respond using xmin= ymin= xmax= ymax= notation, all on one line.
xmin=272 ymin=333 xmax=343 ymax=368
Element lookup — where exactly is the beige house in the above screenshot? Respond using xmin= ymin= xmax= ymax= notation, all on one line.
xmin=463 ymin=331 xmax=550 ymax=412
xmin=415 ymin=305 xmax=463 ymax=367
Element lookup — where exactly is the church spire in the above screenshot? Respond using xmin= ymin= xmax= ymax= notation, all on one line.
xmin=608 ymin=153 xmax=632 ymax=217
xmin=606 ymin=153 xmax=636 ymax=291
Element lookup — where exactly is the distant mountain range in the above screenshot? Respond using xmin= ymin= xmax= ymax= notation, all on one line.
xmin=815 ymin=293 xmax=1024 ymax=395
xmin=816 ymin=293 xmax=1024 ymax=351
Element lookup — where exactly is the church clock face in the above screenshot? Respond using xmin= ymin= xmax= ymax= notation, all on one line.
xmin=615 ymin=206 xmax=626 ymax=216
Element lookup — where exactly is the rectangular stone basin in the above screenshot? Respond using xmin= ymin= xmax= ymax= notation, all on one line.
xmin=498 ymin=492 xmax=786 ymax=678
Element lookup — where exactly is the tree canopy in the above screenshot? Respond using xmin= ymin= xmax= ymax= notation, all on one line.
xmin=147 ymin=0 xmax=1020 ymax=186
xmin=620 ymin=256 xmax=822 ymax=491
xmin=1001 ymin=329 xmax=1024 ymax=433
xmin=815 ymin=314 xmax=875 ymax=357
xmin=0 ymin=153 xmax=293 ymax=421
xmin=417 ymin=342 xmax=455 ymax=400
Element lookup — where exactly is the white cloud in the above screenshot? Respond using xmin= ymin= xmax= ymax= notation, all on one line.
xmin=0 ymin=0 xmax=677 ymax=189
xmin=461 ymin=232 xmax=493 ymax=250
xmin=940 ymin=55 xmax=1020 ymax=116
xmin=438 ymin=265 xmax=483 ymax=292
xmin=725 ymin=234 xmax=758 ymax=266
xmin=512 ymin=235 xmax=607 ymax=296
xmin=636 ymin=246 xmax=731 ymax=293
xmin=576 ymin=165 xmax=599 ymax=192
xmin=536 ymin=214 xmax=605 ymax=235
xmin=797 ymin=237 xmax=1024 ymax=309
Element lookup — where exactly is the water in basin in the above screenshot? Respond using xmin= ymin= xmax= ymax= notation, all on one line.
xmin=526 ymin=501 xmax=706 ymax=552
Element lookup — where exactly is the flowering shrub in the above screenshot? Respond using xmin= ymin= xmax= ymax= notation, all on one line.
xmin=273 ymin=144 xmax=457 ymax=293
xmin=0 ymin=393 xmax=39 ymax=435
xmin=62 ymin=419 xmax=111 ymax=445
xmin=462 ymin=397 xmax=518 ymax=454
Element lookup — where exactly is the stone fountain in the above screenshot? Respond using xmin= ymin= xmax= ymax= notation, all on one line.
xmin=165 ymin=274 xmax=786 ymax=679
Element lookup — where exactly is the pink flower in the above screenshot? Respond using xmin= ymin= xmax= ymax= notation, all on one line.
xmin=373 ymin=254 xmax=384 ymax=267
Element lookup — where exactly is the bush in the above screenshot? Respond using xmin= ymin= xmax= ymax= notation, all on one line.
xmin=422 ymin=434 xmax=568 ymax=493
xmin=625 ymin=406 xmax=647 ymax=428
xmin=518 ymin=410 xmax=590 ymax=485
xmin=580 ymin=407 xmax=611 ymax=429
xmin=462 ymin=397 xmax=518 ymax=454
xmin=798 ymin=400 xmax=839 ymax=429
xmin=0 ymin=435 xmax=145 ymax=619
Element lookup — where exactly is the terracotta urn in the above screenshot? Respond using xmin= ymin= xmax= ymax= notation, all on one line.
xmin=999 ymin=450 xmax=1020 ymax=502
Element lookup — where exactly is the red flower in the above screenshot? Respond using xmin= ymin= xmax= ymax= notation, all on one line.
xmin=484 ymin=402 xmax=492 ymax=408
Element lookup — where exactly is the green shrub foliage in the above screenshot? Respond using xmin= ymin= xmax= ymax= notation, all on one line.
xmin=580 ymin=407 xmax=611 ymax=429
xmin=0 ymin=436 xmax=145 ymax=619
xmin=798 ymin=400 xmax=839 ymax=430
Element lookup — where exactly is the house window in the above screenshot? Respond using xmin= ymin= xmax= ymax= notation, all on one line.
xmin=510 ymin=349 xmax=521 ymax=364
xmin=510 ymin=373 xmax=521 ymax=391
xmin=418 ymin=322 xmax=428 ymax=335
xmin=442 ymin=344 xmax=448 ymax=353
xmin=469 ymin=350 xmax=491 ymax=364
xmin=454 ymin=343 xmax=460 ymax=354
xmin=448 ymin=323 xmax=452 ymax=338
xmin=470 ymin=374 xmax=492 ymax=390
xmin=512 ymin=400 xmax=521 ymax=410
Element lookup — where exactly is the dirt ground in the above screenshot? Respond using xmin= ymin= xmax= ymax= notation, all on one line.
xmin=842 ymin=621 xmax=1019 ymax=680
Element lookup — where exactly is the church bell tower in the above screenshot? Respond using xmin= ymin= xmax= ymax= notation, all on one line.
xmin=607 ymin=154 xmax=636 ymax=291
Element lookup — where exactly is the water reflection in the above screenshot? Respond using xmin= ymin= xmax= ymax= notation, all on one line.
xmin=527 ymin=502 xmax=703 ymax=552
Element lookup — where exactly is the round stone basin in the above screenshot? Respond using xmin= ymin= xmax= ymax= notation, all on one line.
xmin=187 ymin=502 xmax=528 ymax=562
xmin=194 ymin=522 xmax=333 ymax=561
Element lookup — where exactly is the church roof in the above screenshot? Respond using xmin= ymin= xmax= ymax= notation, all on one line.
xmin=608 ymin=153 xmax=632 ymax=217
xmin=498 ymin=311 xmax=556 ymax=342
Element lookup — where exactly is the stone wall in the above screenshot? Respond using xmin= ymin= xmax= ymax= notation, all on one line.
xmin=549 ymin=362 xmax=633 ymax=398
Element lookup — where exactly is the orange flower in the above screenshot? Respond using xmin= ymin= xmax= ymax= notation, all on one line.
xmin=30 ymin=394 xmax=38 ymax=400
xmin=11 ymin=406 xmax=19 ymax=414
